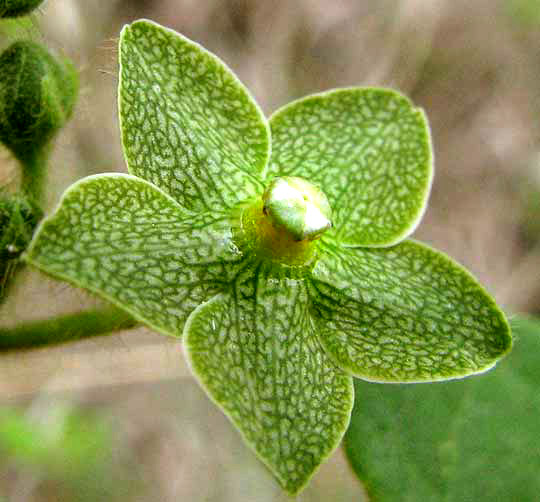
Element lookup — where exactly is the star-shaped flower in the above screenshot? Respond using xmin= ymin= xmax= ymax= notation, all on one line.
xmin=25 ymin=20 xmax=511 ymax=495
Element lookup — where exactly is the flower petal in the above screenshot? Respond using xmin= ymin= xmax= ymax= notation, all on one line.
xmin=119 ymin=20 xmax=270 ymax=212
xmin=25 ymin=174 xmax=246 ymax=337
xmin=309 ymin=237 xmax=512 ymax=382
xmin=268 ymin=88 xmax=433 ymax=247
xmin=184 ymin=264 xmax=353 ymax=494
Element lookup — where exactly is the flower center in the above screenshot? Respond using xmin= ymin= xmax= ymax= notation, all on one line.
xmin=239 ymin=177 xmax=332 ymax=266
xmin=263 ymin=177 xmax=332 ymax=241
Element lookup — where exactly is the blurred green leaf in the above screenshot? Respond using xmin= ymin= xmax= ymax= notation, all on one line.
xmin=0 ymin=405 xmax=140 ymax=501
xmin=504 ymin=0 xmax=540 ymax=28
xmin=344 ymin=316 xmax=540 ymax=501
xmin=0 ymin=406 xmax=111 ymax=473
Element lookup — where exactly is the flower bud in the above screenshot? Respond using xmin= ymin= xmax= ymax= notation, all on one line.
xmin=0 ymin=0 xmax=44 ymax=18
xmin=0 ymin=193 xmax=42 ymax=303
xmin=0 ymin=40 xmax=78 ymax=164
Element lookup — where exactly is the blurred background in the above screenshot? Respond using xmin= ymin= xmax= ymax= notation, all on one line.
xmin=1 ymin=0 xmax=540 ymax=500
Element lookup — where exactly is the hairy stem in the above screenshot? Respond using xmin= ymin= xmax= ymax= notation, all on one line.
xmin=19 ymin=146 xmax=50 ymax=207
xmin=0 ymin=305 xmax=138 ymax=351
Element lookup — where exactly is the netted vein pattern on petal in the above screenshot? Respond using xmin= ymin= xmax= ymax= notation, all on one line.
xmin=269 ymin=89 xmax=432 ymax=246
xmin=26 ymin=175 xmax=246 ymax=336
xmin=309 ymin=238 xmax=510 ymax=381
xmin=119 ymin=20 xmax=269 ymax=212
xmin=185 ymin=266 xmax=353 ymax=494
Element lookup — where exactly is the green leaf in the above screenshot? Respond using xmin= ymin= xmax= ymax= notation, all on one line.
xmin=119 ymin=20 xmax=270 ymax=213
xmin=25 ymin=174 xmax=246 ymax=337
xmin=184 ymin=264 xmax=354 ymax=494
xmin=0 ymin=0 xmax=44 ymax=18
xmin=0 ymin=406 xmax=111 ymax=472
xmin=0 ymin=405 xmax=138 ymax=501
xmin=344 ymin=316 xmax=540 ymax=502
xmin=309 ymin=236 xmax=511 ymax=382
xmin=267 ymin=88 xmax=433 ymax=247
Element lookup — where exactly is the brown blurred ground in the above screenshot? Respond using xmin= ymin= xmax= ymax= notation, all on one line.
xmin=1 ymin=0 xmax=540 ymax=500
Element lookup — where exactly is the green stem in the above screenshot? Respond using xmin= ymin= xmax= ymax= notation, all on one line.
xmin=0 ymin=306 xmax=138 ymax=351
xmin=19 ymin=146 xmax=49 ymax=207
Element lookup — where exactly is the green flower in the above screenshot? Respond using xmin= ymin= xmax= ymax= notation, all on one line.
xmin=25 ymin=20 xmax=511 ymax=495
